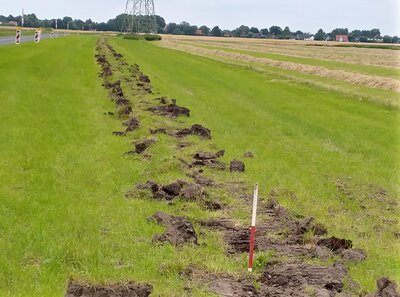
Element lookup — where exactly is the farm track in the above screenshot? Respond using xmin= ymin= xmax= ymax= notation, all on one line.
xmin=68 ymin=37 xmax=400 ymax=296
xmin=160 ymin=41 xmax=400 ymax=93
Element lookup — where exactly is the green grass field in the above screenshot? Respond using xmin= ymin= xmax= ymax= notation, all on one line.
xmin=0 ymin=36 xmax=399 ymax=296
xmin=111 ymin=38 xmax=400 ymax=290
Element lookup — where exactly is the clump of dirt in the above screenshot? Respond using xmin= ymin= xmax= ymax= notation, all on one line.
xmin=112 ymin=131 xmax=125 ymax=136
xmin=114 ymin=52 xmax=123 ymax=60
xmin=295 ymin=217 xmax=327 ymax=236
xmin=138 ymin=180 xmax=183 ymax=200
xmin=150 ymin=212 xmax=198 ymax=246
xmin=65 ymin=280 xmax=153 ymax=297
xmin=105 ymin=80 xmax=124 ymax=98
xmin=181 ymin=183 xmax=204 ymax=200
xmin=95 ymin=53 xmax=113 ymax=78
xmin=139 ymin=74 xmax=151 ymax=83
xmin=208 ymin=276 xmax=258 ymax=297
xmin=134 ymin=138 xmax=156 ymax=154
xmin=190 ymin=124 xmax=211 ymax=139
xmin=366 ymin=278 xmax=400 ymax=297
xmin=148 ymin=99 xmax=190 ymax=118
xmin=136 ymin=180 xmax=207 ymax=202
xmin=187 ymin=171 xmax=215 ymax=187
xmin=192 ymin=150 xmax=226 ymax=170
xmin=230 ymin=160 xmax=245 ymax=172
xmin=115 ymin=98 xmax=133 ymax=116
xmin=244 ymin=151 xmax=254 ymax=158
xmin=259 ymin=261 xmax=350 ymax=296
xmin=172 ymin=124 xmax=211 ymax=139
xmin=150 ymin=128 xmax=167 ymax=135
xmin=340 ymin=249 xmax=366 ymax=262
xmin=124 ymin=118 xmax=140 ymax=132
xmin=200 ymin=219 xmax=252 ymax=254
xmin=204 ymin=200 xmax=224 ymax=211
xmin=317 ymin=237 xmax=353 ymax=253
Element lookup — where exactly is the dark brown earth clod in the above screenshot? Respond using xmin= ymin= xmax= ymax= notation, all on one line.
xmin=136 ymin=180 xmax=159 ymax=192
xmin=151 ymin=212 xmax=198 ymax=246
xmin=230 ymin=160 xmax=245 ymax=172
xmin=136 ymin=180 xmax=194 ymax=201
xmin=148 ymin=99 xmax=190 ymax=118
xmin=174 ymin=124 xmax=211 ymax=139
xmin=208 ymin=276 xmax=258 ymax=297
xmin=135 ymin=139 xmax=156 ymax=154
xmin=295 ymin=217 xmax=327 ymax=236
xmin=150 ymin=128 xmax=167 ymax=135
xmin=371 ymin=278 xmax=400 ymax=297
xmin=190 ymin=124 xmax=211 ymax=139
xmin=124 ymin=118 xmax=140 ymax=132
xmin=259 ymin=262 xmax=348 ymax=296
xmin=192 ymin=151 xmax=226 ymax=170
xmin=317 ymin=237 xmax=353 ymax=253
xmin=204 ymin=200 xmax=224 ymax=211
xmin=174 ymin=128 xmax=192 ymax=138
xmin=194 ymin=175 xmax=214 ymax=187
xmin=226 ymin=228 xmax=253 ymax=254
xmin=139 ymin=74 xmax=151 ymax=83
xmin=112 ymin=131 xmax=125 ymax=136
xmin=340 ymin=249 xmax=366 ymax=262
xmin=244 ymin=151 xmax=254 ymax=158
xmin=181 ymin=184 xmax=204 ymax=200
xmin=162 ymin=180 xmax=187 ymax=197
xmin=65 ymin=280 xmax=153 ymax=297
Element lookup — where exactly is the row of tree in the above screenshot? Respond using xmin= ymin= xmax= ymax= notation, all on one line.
xmin=0 ymin=13 xmax=166 ymax=33
xmin=314 ymin=28 xmax=398 ymax=43
xmin=1 ymin=13 xmax=398 ymax=43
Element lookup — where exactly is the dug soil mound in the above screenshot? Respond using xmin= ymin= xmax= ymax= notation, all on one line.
xmin=367 ymin=277 xmax=400 ymax=297
xmin=208 ymin=276 xmax=258 ymax=297
xmin=65 ymin=280 xmax=153 ymax=297
xmin=259 ymin=261 xmax=350 ymax=296
xmin=192 ymin=150 xmax=226 ymax=170
xmin=150 ymin=212 xmax=198 ymax=246
xmin=148 ymin=98 xmax=190 ymax=118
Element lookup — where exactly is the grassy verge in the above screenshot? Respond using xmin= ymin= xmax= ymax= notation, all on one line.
xmin=110 ymin=38 xmax=400 ymax=292
xmin=0 ymin=36 xmax=241 ymax=296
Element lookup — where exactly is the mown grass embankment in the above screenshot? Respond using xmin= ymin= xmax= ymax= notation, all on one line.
xmin=111 ymin=38 xmax=400 ymax=292
xmin=0 ymin=36 xmax=242 ymax=297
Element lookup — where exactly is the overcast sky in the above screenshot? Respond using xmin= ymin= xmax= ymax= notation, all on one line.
xmin=1 ymin=0 xmax=399 ymax=35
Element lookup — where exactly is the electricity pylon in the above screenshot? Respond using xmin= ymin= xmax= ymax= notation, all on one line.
xmin=122 ymin=0 xmax=157 ymax=34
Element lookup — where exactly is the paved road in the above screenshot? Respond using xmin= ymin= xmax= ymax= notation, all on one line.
xmin=0 ymin=33 xmax=65 ymax=45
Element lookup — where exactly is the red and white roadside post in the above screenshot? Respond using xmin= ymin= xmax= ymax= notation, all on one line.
xmin=248 ymin=184 xmax=259 ymax=272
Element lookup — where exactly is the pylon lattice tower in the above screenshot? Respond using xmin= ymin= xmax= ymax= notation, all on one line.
xmin=123 ymin=0 xmax=157 ymax=34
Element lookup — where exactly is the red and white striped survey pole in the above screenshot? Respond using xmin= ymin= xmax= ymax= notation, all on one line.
xmin=248 ymin=184 xmax=259 ymax=272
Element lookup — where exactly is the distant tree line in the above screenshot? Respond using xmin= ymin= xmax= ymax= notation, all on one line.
xmin=0 ymin=13 xmax=166 ymax=33
xmin=314 ymin=28 xmax=398 ymax=43
xmin=1 ymin=13 xmax=398 ymax=43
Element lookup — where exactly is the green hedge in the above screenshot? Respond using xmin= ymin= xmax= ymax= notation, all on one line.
xmin=122 ymin=34 xmax=162 ymax=41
